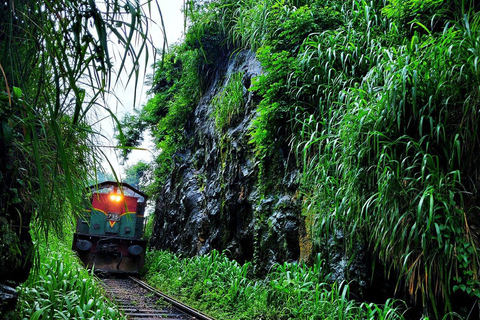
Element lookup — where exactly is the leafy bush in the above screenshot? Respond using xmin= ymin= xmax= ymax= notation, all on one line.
xmin=120 ymin=45 xmax=202 ymax=190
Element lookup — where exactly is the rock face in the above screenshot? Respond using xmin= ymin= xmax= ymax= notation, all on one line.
xmin=149 ymin=50 xmax=301 ymax=273
xmin=149 ymin=50 xmax=367 ymax=282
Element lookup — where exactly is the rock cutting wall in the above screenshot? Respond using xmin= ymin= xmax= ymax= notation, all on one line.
xmin=149 ymin=50 xmax=303 ymax=274
xmin=149 ymin=50 xmax=367 ymax=283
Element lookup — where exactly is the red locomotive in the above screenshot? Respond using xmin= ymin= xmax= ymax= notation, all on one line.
xmin=72 ymin=181 xmax=148 ymax=273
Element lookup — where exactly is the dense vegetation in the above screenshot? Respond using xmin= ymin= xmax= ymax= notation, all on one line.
xmin=0 ymin=0 xmax=156 ymax=316
xmin=124 ymin=0 xmax=480 ymax=317
xmin=16 ymin=238 xmax=125 ymax=319
xmin=145 ymin=249 xmax=403 ymax=319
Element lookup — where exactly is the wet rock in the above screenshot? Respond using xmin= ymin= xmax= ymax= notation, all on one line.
xmin=0 ymin=284 xmax=18 ymax=316
xmin=326 ymin=230 xmax=368 ymax=295
xmin=149 ymin=50 xmax=303 ymax=271
xmin=148 ymin=49 xmax=367 ymax=285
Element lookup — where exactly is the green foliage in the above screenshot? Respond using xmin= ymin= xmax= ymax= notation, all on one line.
xmin=143 ymin=214 xmax=155 ymax=240
xmin=144 ymin=250 xmax=404 ymax=320
xmin=124 ymin=160 xmax=150 ymax=189
xmin=118 ymin=112 xmax=148 ymax=157
xmin=0 ymin=221 xmax=23 ymax=281
xmin=129 ymin=45 xmax=203 ymax=170
xmin=0 ymin=0 xmax=157 ymax=290
xmin=16 ymin=239 xmax=125 ymax=319
xmin=382 ymin=0 xmax=480 ymax=35
xmin=211 ymin=71 xmax=245 ymax=132
xmin=121 ymin=0 xmax=234 ymax=190
xmin=126 ymin=0 xmax=480 ymax=317
xmin=383 ymin=0 xmax=445 ymax=22
xmin=249 ymin=47 xmax=298 ymax=159
xmin=274 ymin=1 xmax=480 ymax=317
xmin=248 ymin=1 xmax=346 ymax=160
xmin=185 ymin=0 xmax=480 ymax=316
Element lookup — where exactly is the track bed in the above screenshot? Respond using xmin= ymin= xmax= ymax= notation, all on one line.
xmin=101 ymin=276 xmax=214 ymax=320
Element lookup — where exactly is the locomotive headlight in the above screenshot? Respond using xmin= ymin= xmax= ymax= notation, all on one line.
xmin=109 ymin=194 xmax=123 ymax=202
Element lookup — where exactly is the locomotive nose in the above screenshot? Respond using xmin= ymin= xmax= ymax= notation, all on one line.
xmin=127 ymin=245 xmax=144 ymax=256
xmin=76 ymin=240 xmax=93 ymax=251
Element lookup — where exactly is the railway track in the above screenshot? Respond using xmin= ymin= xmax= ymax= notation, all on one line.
xmin=101 ymin=276 xmax=215 ymax=320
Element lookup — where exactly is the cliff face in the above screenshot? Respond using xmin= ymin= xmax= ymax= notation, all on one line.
xmin=149 ymin=51 xmax=303 ymax=274
xmin=147 ymin=1 xmax=480 ymax=315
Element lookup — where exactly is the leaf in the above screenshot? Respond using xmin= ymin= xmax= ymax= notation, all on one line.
xmin=12 ymin=86 xmax=23 ymax=98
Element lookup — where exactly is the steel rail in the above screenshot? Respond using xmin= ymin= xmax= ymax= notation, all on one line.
xmin=128 ymin=276 xmax=216 ymax=320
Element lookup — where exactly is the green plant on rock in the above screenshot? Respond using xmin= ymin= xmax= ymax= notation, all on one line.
xmin=295 ymin=2 xmax=480 ymax=317
xmin=249 ymin=47 xmax=298 ymax=159
xmin=120 ymin=0 xmax=233 ymax=189
xmin=211 ymin=71 xmax=245 ymax=132
xmin=120 ymin=45 xmax=202 ymax=190
xmin=200 ymin=0 xmax=480 ymax=316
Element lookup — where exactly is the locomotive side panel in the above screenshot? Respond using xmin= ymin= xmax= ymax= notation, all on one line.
xmin=76 ymin=213 xmax=90 ymax=234
xmin=135 ymin=216 xmax=144 ymax=238
xmin=89 ymin=210 xmax=107 ymax=235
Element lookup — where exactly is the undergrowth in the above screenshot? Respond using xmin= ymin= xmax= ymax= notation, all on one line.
xmin=15 ymin=239 xmax=124 ymax=320
xmin=144 ymin=249 xmax=405 ymax=320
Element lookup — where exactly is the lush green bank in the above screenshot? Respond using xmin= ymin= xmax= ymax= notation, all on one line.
xmin=144 ymin=249 xmax=404 ymax=320
xmin=124 ymin=0 xmax=480 ymax=317
xmin=1 ymin=0 xmax=155 ymax=315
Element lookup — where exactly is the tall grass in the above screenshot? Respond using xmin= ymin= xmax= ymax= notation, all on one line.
xmin=16 ymin=239 xmax=125 ymax=319
xmin=211 ymin=71 xmax=245 ymax=131
xmin=144 ymin=250 xmax=405 ymax=320
xmin=284 ymin=1 xmax=480 ymax=317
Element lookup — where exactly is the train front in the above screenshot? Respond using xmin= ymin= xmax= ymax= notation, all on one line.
xmin=72 ymin=181 xmax=148 ymax=274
